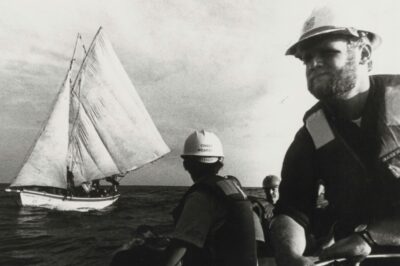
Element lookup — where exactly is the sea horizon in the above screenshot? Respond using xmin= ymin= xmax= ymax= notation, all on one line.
xmin=0 ymin=183 xmax=261 ymax=189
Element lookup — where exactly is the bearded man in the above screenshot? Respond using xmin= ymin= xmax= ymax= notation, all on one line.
xmin=270 ymin=3 xmax=400 ymax=266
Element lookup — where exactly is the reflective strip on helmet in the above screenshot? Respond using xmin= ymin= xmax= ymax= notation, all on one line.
xmin=305 ymin=109 xmax=335 ymax=149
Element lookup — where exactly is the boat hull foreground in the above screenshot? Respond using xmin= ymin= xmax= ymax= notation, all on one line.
xmin=17 ymin=189 xmax=120 ymax=212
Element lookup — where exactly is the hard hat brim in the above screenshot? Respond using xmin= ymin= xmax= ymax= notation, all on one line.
xmin=286 ymin=26 xmax=381 ymax=57
xmin=286 ymin=27 xmax=358 ymax=56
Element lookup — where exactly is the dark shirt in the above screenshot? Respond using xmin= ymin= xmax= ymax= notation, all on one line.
xmin=171 ymin=176 xmax=258 ymax=266
xmin=275 ymin=75 xmax=400 ymax=241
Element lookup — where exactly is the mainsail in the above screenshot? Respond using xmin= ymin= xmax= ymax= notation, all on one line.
xmin=10 ymin=27 xmax=170 ymax=189
xmin=69 ymin=28 xmax=170 ymax=185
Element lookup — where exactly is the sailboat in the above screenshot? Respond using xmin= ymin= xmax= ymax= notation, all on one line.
xmin=5 ymin=27 xmax=170 ymax=212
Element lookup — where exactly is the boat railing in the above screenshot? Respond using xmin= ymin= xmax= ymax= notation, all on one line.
xmin=314 ymin=253 xmax=400 ymax=266
xmin=259 ymin=254 xmax=400 ymax=266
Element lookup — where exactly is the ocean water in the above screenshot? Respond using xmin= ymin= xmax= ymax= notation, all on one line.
xmin=0 ymin=184 xmax=264 ymax=266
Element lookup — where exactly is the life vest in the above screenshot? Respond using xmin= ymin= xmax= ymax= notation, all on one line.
xmin=248 ymin=196 xmax=267 ymax=220
xmin=172 ymin=175 xmax=257 ymax=266
xmin=304 ymin=75 xmax=400 ymax=238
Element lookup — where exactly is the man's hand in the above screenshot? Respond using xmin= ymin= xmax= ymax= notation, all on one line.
xmin=319 ymin=234 xmax=371 ymax=261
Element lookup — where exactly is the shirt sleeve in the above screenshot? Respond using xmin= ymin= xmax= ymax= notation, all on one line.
xmin=274 ymin=127 xmax=318 ymax=231
xmin=172 ymin=191 xmax=221 ymax=248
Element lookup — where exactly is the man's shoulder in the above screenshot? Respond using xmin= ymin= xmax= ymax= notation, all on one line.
xmin=194 ymin=176 xmax=248 ymax=201
xmin=292 ymin=126 xmax=313 ymax=146
xmin=181 ymin=189 xmax=223 ymax=216
xmin=303 ymin=102 xmax=323 ymax=122
xmin=186 ymin=186 xmax=215 ymax=201
xmin=186 ymin=179 xmax=226 ymax=203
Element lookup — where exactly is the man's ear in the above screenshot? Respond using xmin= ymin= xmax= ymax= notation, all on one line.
xmin=360 ymin=44 xmax=372 ymax=65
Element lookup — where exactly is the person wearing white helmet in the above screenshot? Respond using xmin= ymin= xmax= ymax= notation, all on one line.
xmin=165 ymin=130 xmax=258 ymax=266
xmin=270 ymin=2 xmax=400 ymax=266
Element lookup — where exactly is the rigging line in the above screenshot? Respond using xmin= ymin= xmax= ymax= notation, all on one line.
xmin=68 ymin=29 xmax=97 ymax=170
xmin=69 ymin=28 xmax=124 ymax=176
xmin=68 ymin=34 xmax=84 ymax=168
xmin=69 ymin=31 xmax=88 ymax=138
xmin=71 ymin=26 xmax=103 ymax=91
xmin=68 ymin=28 xmax=99 ymax=150
xmin=68 ymin=33 xmax=81 ymax=72
xmin=69 ymin=78 xmax=82 ymax=146
xmin=78 ymin=33 xmax=87 ymax=55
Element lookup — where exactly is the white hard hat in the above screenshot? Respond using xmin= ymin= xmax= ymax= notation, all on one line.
xmin=286 ymin=2 xmax=381 ymax=56
xmin=181 ymin=130 xmax=224 ymax=163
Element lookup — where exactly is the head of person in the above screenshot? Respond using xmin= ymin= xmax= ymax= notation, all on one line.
xmin=262 ymin=175 xmax=280 ymax=204
xmin=286 ymin=2 xmax=381 ymax=102
xmin=181 ymin=130 xmax=224 ymax=182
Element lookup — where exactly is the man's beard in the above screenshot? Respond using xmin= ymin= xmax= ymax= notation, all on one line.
xmin=307 ymin=54 xmax=358 ymax=100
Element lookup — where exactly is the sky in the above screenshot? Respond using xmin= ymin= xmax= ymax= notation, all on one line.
xmin=1 ymin=0 xmax=400 ymax=186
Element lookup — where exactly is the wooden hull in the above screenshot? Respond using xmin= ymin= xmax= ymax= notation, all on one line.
xmin=16 ymin=189 xmax=119 ymax=212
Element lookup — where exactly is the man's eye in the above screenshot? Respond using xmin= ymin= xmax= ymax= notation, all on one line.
xmin=322 ymin=50 xmax=338 ymax=56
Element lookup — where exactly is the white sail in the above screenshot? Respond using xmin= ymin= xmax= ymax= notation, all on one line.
xmin=69 ymin=28 xmax=170 ymax=184
xmin=7 ymin=28 xmax=169 ymax=211
xmin=10 ymin=72 xmax=72 ymax=189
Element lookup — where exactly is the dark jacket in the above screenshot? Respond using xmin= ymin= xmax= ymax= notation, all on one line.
xmin=276 ymin=75 xmax=400 ymax=241
xmin=172 ymin=175 xmax=257 ymax=266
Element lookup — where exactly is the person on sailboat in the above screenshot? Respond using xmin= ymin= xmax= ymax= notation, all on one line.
xmin=89 ymin=180 xmax=106 ymax=197
xmin=5 ymin=28 xmax=170 ymax=212
xmin=106 ymin=174 xmax=123 ymax=194
xmin=66 ymin=166 xmax=75 ymax=196
xmin=165 ymin=130 xmax=258 ymax=266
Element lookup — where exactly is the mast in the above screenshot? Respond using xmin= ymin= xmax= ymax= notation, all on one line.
xmin=9 ymin=27 xmax=170 ymax=189
xmin=68 ymin=27 xmax=170 ymax=185
xmin=71 ymin=27 xmax=103 ymax=91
